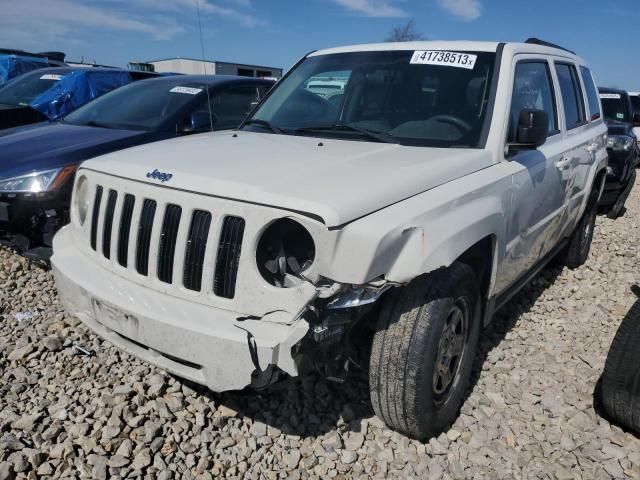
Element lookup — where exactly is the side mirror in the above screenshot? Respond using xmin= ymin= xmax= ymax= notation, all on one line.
xmin=180 ymin=111 xmax=212 ymax=133
xmin=511 ymin=109 xmax=548 ymax=151
xmin=633 ymin=112 xmax=640 ymax=127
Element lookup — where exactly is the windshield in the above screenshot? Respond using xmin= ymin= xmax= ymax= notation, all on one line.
xmin=245 ymin=50 xmax=496 ymax=147
xmin=600 ymin=93 xmax=628 ymax=123
xmin=64 ymin=80 xmax=206 ymax=131
xmin=0 ymin=71 xmax=66 ymax=106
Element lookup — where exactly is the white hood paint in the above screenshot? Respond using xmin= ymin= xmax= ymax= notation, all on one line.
xmin=82 ymin=131 xmax=493 ymax=227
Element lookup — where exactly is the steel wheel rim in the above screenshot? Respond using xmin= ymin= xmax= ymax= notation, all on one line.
xmin=433 ymin=297 xmax=470 ymax=405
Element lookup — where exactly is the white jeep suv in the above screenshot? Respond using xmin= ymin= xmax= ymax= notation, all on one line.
xmin=52 ymin=39 xmax=607 ymax=439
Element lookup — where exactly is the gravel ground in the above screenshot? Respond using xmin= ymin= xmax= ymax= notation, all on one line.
xmin=1 ymin=179 xmax=640 ymax=480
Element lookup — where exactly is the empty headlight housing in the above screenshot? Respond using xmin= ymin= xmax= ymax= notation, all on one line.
xmin=256 ymin=218 xmax=315 ymax=288
xmin=74 ymin=174 xmax=90 ymax=225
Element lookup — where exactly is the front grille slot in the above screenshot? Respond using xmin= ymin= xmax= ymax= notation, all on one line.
xmin=90 ymin=186 xmax=103 ymax=251
xmin=183 ymin=210 xmax=212 ymax=292
xmin=135 ymin=199 xmax=157 ymax=276
xmin=157 ymin=204 xmax=182 ymax=284
xmin=214 ymin=216 xmax=245 ymax=299
xmin=102 ymin=190 xmax=118 ymax=259
xmin=117 ymin=194 xmax=135 ymax=267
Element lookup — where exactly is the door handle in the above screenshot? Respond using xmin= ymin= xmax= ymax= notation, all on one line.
xmin=586 ymin=143 xmax=598 ymax=153
xmin=556 ymin=157 xmax=571 ymax=169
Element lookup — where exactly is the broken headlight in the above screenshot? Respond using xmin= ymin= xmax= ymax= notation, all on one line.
xmin=256 ymin=218 xmax=315 ymax=287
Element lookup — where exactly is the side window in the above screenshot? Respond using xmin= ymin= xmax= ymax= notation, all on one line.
xmin=579 ymin=66 xmax=601 ymax=121
xmin=509 ymin=61 xmax=557 ymax=142
xmin=555 ymin=63 xmax=586 ymax=129
xmin=211 ymin=86 xmax=259 ymax=130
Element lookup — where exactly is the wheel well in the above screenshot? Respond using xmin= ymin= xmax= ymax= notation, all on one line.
xmin=594 ymin=168 xmax=606 ymax=195
xmin=456 ymin=235 xmax=495 ymax=302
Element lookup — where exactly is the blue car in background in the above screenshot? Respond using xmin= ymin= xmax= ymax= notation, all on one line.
xmin=0 ymin=74 xmax=274 ymax=259
xmin=0 ymin=66 xmax=157 ymax=130
xmin=0 ymin=48 xmax=67 ymax=86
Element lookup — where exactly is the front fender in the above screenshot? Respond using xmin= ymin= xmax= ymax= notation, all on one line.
xmin=319 ymin=166 xmax=509 ymax=286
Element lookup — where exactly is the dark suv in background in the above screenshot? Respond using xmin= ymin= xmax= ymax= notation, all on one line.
xmin=598 ymin=87 xmax=639 ymax=218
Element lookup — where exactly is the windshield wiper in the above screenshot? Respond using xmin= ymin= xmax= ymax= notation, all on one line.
xmin=293 ymin=124 xmax=397 ymax=144
xmin=242 ymin=118 xmax=282 ymax=134
xmin=84 ymin=120 xmax=113 ymax=129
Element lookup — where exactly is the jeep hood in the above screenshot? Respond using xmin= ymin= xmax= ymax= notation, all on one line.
xmin=82 ymin=131 xmax=493 ymax=227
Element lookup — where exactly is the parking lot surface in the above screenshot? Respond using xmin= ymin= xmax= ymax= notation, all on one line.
xmin=1 ymin=178 xmax=640 ymax=479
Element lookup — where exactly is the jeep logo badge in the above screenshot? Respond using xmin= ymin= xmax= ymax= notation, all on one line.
xmin=146 ymin=169 xmax=173 ymax=183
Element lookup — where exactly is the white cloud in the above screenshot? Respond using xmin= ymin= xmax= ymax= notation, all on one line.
xmin=436 ymin=0 xmax=481 ymax=21
xmin=0 ymin=0 xmax=262 ymax=51
xmin=331 ymin=0 xmax=408 ymax=18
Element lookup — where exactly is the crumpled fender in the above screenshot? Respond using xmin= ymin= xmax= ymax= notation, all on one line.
xmin=319 ymin=167 xmax=508 ymax=288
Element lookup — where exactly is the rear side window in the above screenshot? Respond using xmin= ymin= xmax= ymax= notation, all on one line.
xmin=509 ymin=61 xmax=558 ymax=142
xmin=555 ymin=63 xmax=586 ymax=130
xmin=579 ymin=66 xmax=601 ymax=121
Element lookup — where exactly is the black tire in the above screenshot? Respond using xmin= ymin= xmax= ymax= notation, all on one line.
xmin=607 ymin=170 xmax=635 ymax=220
xmin=565 ymin=185 xmax=599 ymax=269
xmin=369 ymin=262 xmax=481 ymax=440
xmin=598 ymin=301 xmax=640 ymax=433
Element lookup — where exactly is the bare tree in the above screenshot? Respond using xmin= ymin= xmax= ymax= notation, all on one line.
xmin=385 ymin=19 xmax=423 ymax=42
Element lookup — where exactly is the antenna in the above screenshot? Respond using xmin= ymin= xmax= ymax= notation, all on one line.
xmin=195 ymin=0 xmax=214 ymax=132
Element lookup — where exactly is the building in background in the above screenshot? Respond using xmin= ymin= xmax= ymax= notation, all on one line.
xmin=140 ymin=57 xmax=282 ymax=78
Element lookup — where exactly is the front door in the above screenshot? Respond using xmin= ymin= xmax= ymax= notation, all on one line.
xmin=498 ymin=58 xmax=569 ymax=291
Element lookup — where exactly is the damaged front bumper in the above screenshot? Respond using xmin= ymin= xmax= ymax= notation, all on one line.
xmin=52 ymin=228 xmax=312 ymax=392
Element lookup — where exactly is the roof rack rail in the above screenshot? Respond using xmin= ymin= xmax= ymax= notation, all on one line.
xmin=525 ymin=38 xmax=575 ymax=55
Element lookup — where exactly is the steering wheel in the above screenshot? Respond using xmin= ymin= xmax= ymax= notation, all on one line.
xmin=428 ymin=114 xmax=472 ymax=132
xmin=297 ymin=88 xmax=339 ymax=116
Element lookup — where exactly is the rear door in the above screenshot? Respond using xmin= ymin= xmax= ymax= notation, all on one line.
xmin=553 ymin=61 xmax=602 ymax=227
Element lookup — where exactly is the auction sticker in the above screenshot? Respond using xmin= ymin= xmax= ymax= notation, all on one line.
xmin=170 ymin=86 xmax=203 ymax=95
xmin=599 ymin=93 xmax=621 ymax=99
xmin=40 ymin=74 xmax=64 ymax=80
xmin=410 ymin=50 xmax=477 ymax=69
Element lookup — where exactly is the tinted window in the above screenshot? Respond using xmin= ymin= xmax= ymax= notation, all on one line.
xmin=248 ymin=50 xmax=497 ymax=148
xmin=630 ymin=95 xmax=640 ymax=114
xmin=556 ymin=63 xmax=586 ymax=129
xmin=579 ymin=66 xmax=601 ymax=121
xmin=208 ymin=86 xmax=258 ymax=129
xmin=509 ymin=62 xmax=557 ymax=141
xmin=599 ymin=92 xmax=628 ymax=123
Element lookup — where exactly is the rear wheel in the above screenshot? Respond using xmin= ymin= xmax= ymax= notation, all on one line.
xmin=598 ymin=301 xmax=640 ymax=434
xmin=369 ymin=263 xmax=480 ymax=439
xmin=607 ymin=170 xmax=635 ymax=219
xmin=564 ymin=185 xmax=599 ymax=269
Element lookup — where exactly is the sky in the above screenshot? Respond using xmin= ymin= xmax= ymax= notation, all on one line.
xmin=1 ymin=0 xmax=638 ymax=90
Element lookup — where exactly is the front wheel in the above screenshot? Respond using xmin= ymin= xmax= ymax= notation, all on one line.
xmin=369 ymin=263 xmax=480 ymax=439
